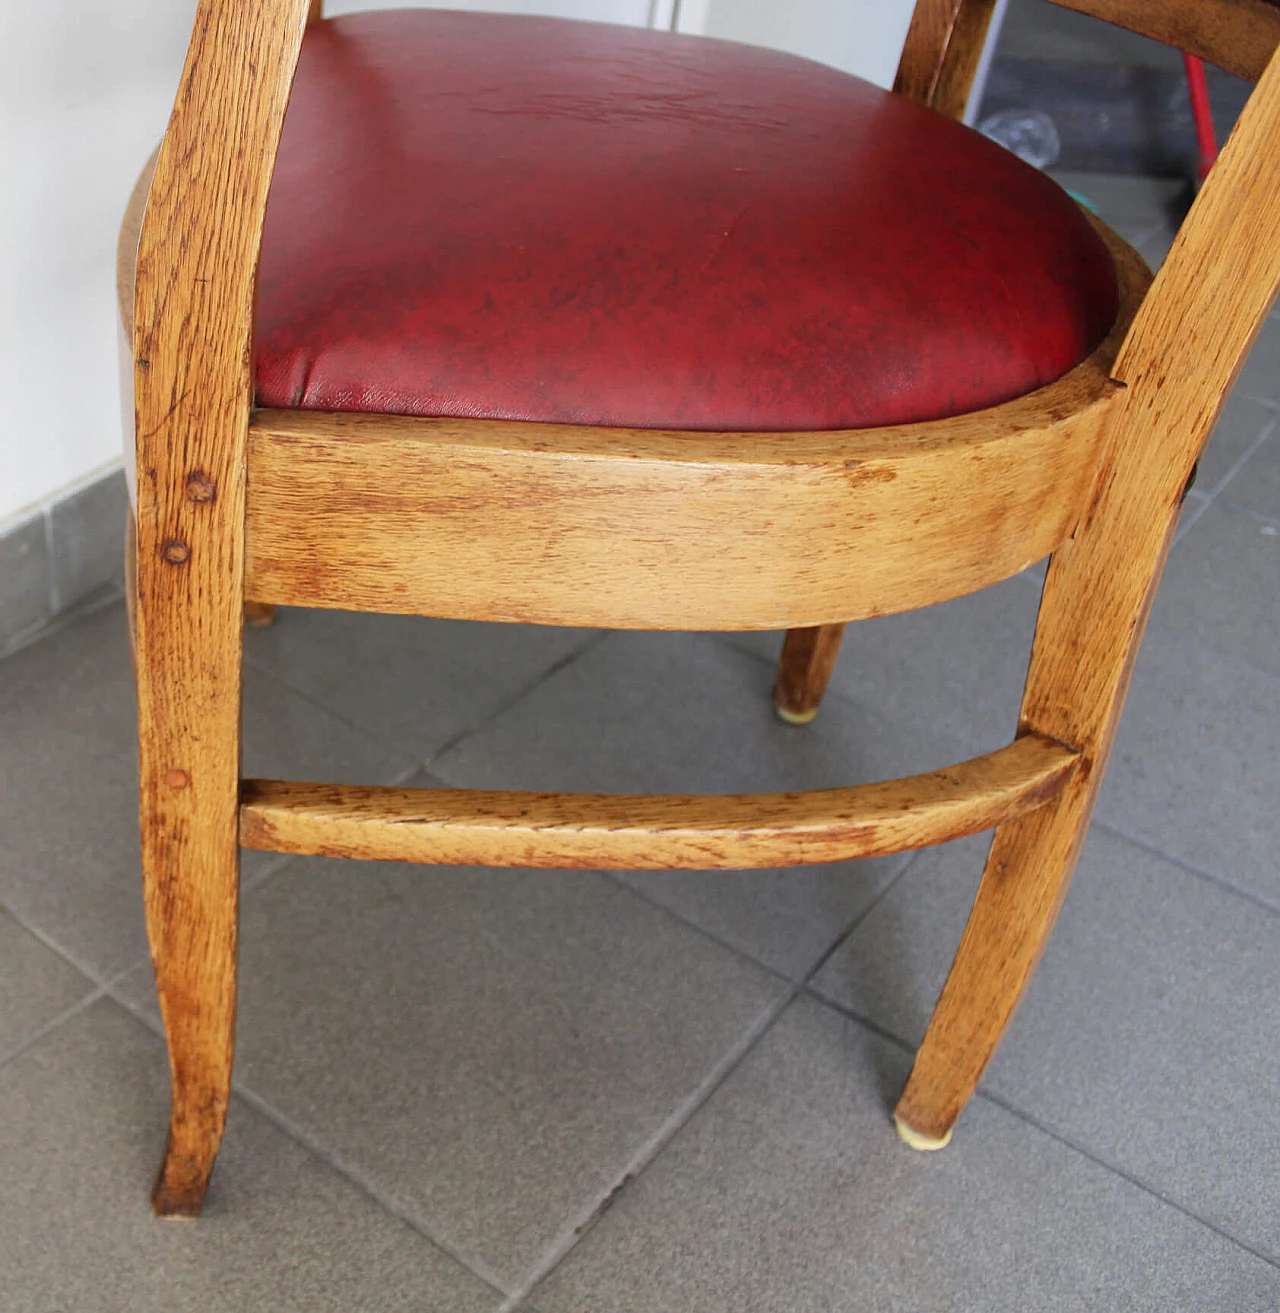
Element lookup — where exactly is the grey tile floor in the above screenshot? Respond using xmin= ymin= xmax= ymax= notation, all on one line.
xmin=2 ymin=174 xmax=1278 ymax=1311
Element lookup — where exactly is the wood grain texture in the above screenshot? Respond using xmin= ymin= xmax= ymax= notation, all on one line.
xmin=244 ymin=386 xmax=1115 ymax=631
xmin=895 ymin=39 xmax=1280 ymax=1143
xmin=772 ymin=624 xmax=846 ymax=723
xmin=131 ymin=0 xmax=311 ymax=1217
xmin=894 ymin=0 xmax=999 ymax=117
xmin=1049 ymin=0 xmax=1280 ymax=83
xmin=242 ymin=222 xmax=1148 ymax=634
xmin=240 ymin=735 xmax=1080 ymax=870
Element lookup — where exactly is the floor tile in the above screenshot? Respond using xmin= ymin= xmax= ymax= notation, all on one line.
xmin=0 ymin=909 xmax=95 ymax=1055
xmin=1194 ymin=395 xmax=1277 ymax=495
xmin=0 ymin=999 xmax=497 ymax=1313
xmin=813 ymin=829 xmax=1280 ymax=1260
xmin=1150 ymin=499 xmax=1280 ymax=676
xmin=431 ymin=631 xmax=960 ymax=979
xmin=243 ymin=606 xmax=597 ymax=761
xmin=613 ymin=856 xmax=907 ymax=982
xmin=1234 ymin=314 xmax=1280 ymax=405
xmin=0 ymin=602 xmax=415 ymax=979
xmin=724 ymin=574 xmax=1041 ymax=760
xmin=534 ymin=996 xmax=1279 ymax=1313
xmin=115 ymin=855 xmax=786 ymax=1283
xmin=1094 ymin=630 xmax=1280 ymax=903
xmin=810 ymin=830 xmax=992 ymax=1045
xmin=49 ymin=468 xmax=129 ymax=613
xmin=0 ymin=513 xmax=50 ymax=650
xmin=1222 ymin=427 xmax=1280 ymax=523
xmin=434 ymin=630 xmax=971 ymax=796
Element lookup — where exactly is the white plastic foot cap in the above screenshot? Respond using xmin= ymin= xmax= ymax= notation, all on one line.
xmin=773 ymin=702 xmax=818 ymax=726
xmin=893 ymin=1115 xmax=953 ymax=1152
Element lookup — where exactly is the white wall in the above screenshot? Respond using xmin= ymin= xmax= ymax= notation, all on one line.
xmin=0 ymin=0 xmax=916 ymax=529
xmin=1 ymin=0 xmax=200 ymax=527
xmin=699 ymin=0 xmax=913 ymax=87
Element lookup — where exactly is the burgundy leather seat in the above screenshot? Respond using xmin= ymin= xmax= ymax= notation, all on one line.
xmin=255 ymin=11 xmax=1118 ymax=432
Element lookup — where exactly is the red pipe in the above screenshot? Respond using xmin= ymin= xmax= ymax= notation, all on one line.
xmin=1183 ymin=53 xmax=1218 ymax=183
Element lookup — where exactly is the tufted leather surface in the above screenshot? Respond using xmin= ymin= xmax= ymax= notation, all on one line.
xmin=255 ymin=11 xmax=1119 ymax=432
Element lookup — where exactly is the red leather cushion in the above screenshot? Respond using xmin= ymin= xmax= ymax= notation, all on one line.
xmin=255 ymin=12 xmax=1118 ymax=431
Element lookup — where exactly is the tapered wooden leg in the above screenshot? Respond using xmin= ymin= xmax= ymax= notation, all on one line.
xmin=895 ymin=394 xmax=1186 ymax=1146
xmin=772 ymin=624 xmax=845 ymax=724
xmin=133 ymin=509 xmax=244 ymax=1217
xmin=893 ymin=780 xmax=1097 ymax=1145
xmin=244 ymin=601 xmax=276 ymax=628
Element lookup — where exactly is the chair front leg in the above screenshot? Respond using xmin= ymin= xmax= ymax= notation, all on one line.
xmin=772 ymin=624 xmax=846 ymax=724
xmin=892 ymin=776 xmax=1098 ymax=1147
xmin=133 ymin=524 xmax=244 ymax=1218
xmin=892 ymin=449 xmax=1182 ymax=1147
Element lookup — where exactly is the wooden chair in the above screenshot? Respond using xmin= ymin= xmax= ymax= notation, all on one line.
xmin=118 ymin=0 xmax=1280 ymax=1216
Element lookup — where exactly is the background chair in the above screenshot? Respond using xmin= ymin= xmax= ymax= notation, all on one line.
xmin=120 ymin=0 xmax=1280 ymax=1216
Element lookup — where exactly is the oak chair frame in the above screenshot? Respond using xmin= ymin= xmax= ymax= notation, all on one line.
xmin=119 ymin=0 xmax=1280 ymax=1215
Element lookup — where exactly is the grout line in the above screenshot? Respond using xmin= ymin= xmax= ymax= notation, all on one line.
xmin=798 ymin=848 xmax=925 ymax=985
xmin=0 ymin=984 xmax=110 ymax=1072
xmin=425 ymin=629 xmax=609 ymax=771
xmin=496 ymin=988 xmax=797 ymax=1312
xmin=101 ymin=976 xmax=515 ymax=1300
xmin=231 ymin=1084 xmax=515 ymax=1299
xmin=1200 ymin=413 xmax=1280 ymax=501
xmin=0 ymin=580 xmax=126 ymax=664
xmin=600 ymin=870 xmax=793 ymax=987
xmin=240 ymin=650 xmax=421 ymax=768
xmin=1092 ymin=820 xmax=1280 ymax=918
xmin=1220 ymin=499 xmax=1280 ymax=532
xmin=976 ymin=1090 xmax=1280 ymax=1273
xmin=0 ymin=899 xmax=118 ymax=992
xmin=504 ymin=848 xmax=925 ymax=1309
xmin=1172 ymin=489 xmax=1211 ymax=543
xmin=808 ymin=990 xmax=1280 ymax=1273
xmin=1239 ymin=391 xmax=1280 ymax=411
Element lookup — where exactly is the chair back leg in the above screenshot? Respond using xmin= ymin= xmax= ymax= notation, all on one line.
xmin=772 ymin=624 xmax=847 ymax=724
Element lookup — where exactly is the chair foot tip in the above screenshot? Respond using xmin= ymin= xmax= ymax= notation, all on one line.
xmin=151 ymin=1178 xmax=207 ymax=1219
xmin=773 ymin=702 xmax=818 ymax=726
xmin=893 ymin=1115 xmax=953 ymax=1152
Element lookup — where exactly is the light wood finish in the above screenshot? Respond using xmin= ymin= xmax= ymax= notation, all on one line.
xmin=772 ymin=625 xmax=846 ymax=724
xmin=120 ymin=0 xmax=1280 ymax=1214
xmin=807 ymin=0 xmax=1000 ymax=719
xmin=241 ymin=735 xmax=1079 ymax=869
xmin=894 ymin=0 xmax=1000 ymax=118
xmin=1049 ymin=0 xmax=1280 ymax=84
xmin=242 ymin=227 xmax=1147 ymax=633
xmin=245 ymin=374 xmax=1118 ymax=630
xmin=895 ymin=38 xmax=1280 ymax=1144
xmin=130 ymin=0 xmax=311 ymax=1217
